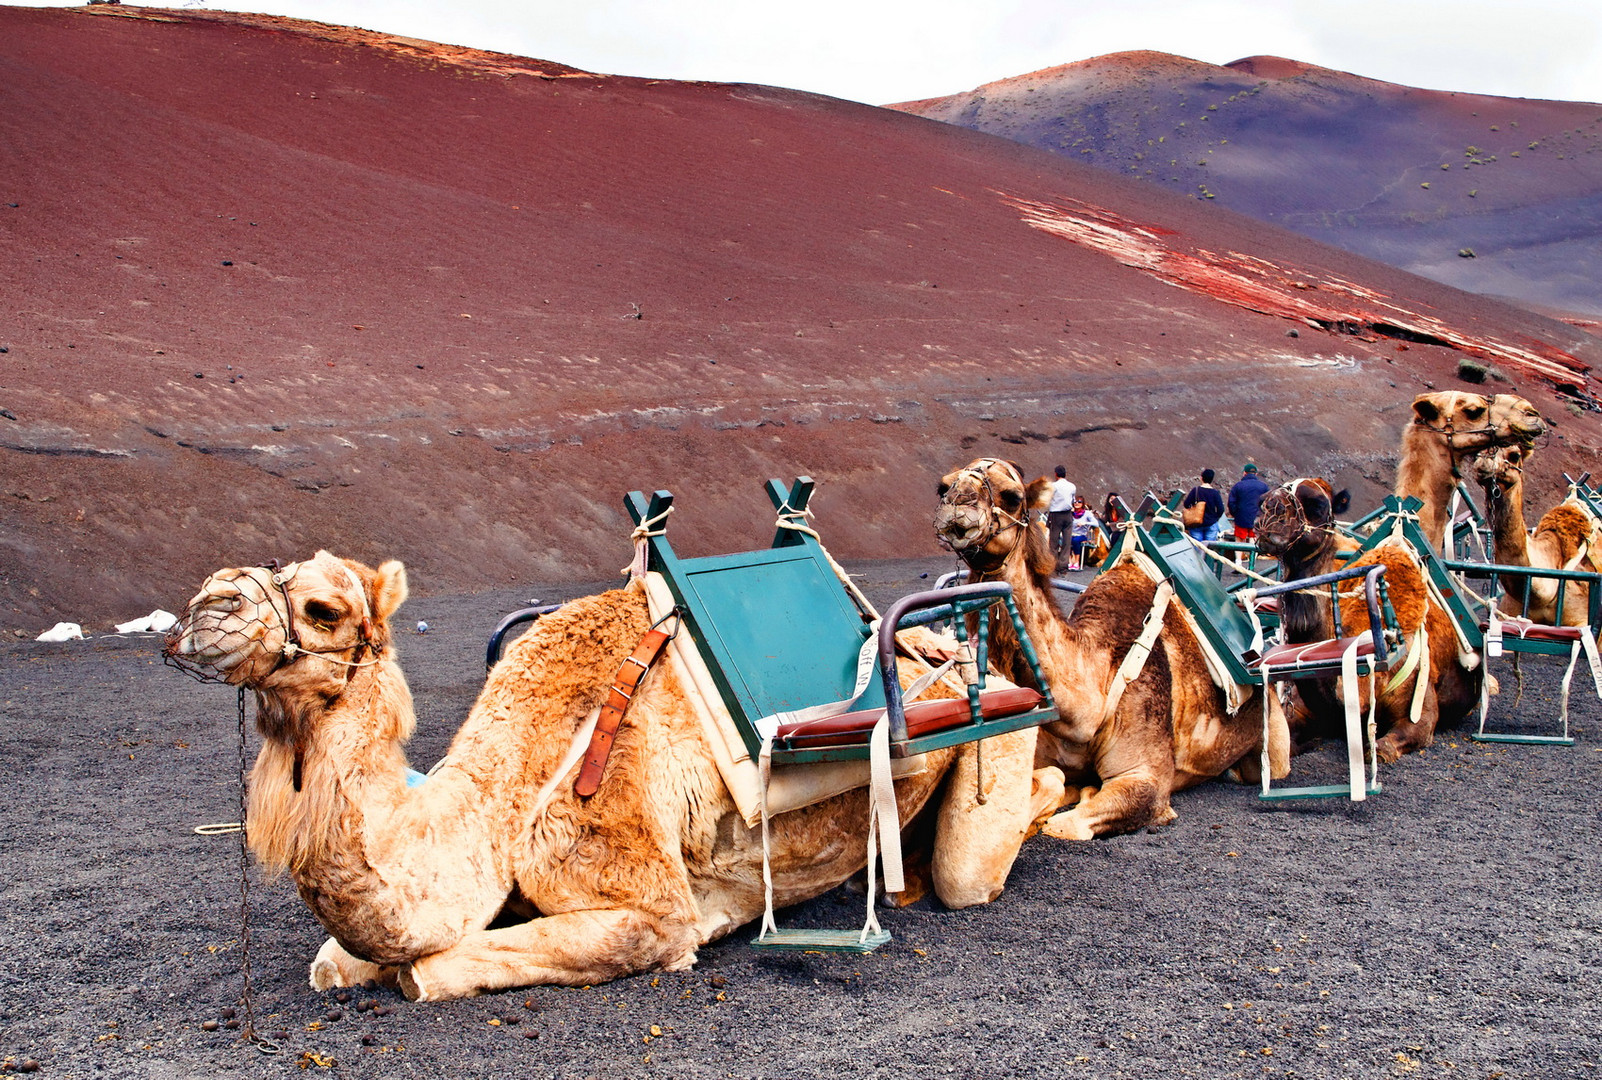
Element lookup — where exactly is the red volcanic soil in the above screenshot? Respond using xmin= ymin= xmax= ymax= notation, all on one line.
xmin=2 ymin=9 xmax=1601 ymax=627
xmin=891 ymin=51 xmax=1602 ymax=318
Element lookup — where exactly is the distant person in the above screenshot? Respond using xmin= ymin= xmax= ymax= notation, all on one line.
xmin=1101 ymin=492 xmax=1128 ymax=528
xmin=1182 ymin=469 xmax=1226 ymax=542
xmin=1228 ymin=462 xmax=1271 ymax=542
xmin=1065 ymin=495 xmax=1101 ymax=572
xmin=1045 ymin=465 xmax=1077 ymax=569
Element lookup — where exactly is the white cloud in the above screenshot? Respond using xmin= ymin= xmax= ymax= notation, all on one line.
xmin=5 ymin=0 xmax=1598 ymax=104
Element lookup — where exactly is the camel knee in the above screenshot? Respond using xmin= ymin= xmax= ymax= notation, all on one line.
xmin=310 ymin=937 xmax=397 ymax=992
xmin=1028 ymin=766 xmax=1067 ymax=826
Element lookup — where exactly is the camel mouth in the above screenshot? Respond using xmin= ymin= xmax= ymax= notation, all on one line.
xmin=933 ymin=506 xmax=987 ymax=551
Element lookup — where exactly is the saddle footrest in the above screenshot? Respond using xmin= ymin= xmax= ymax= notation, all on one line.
xmin=1470 ymin=733 xmax=1576 ymax=746
xmin=775 ymin=687 xmax=1045 ymax=750
xmin=1480 ymin=619 xmax=1585 ymax=643
xmin=1259 ymin=635 xmax=1375 ymax=674
xmin=751 ymin=928 xmax=892 ymax=953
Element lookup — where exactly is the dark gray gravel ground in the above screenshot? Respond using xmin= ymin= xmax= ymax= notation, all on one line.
xmin=2 ymin=558 xmax=1599 ymax=1079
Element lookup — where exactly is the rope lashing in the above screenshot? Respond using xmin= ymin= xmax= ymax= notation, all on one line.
xmin=625 ymin=504 xmax=674 ymax=581
xmin=774 ymin=499 xmax=881 ymax=621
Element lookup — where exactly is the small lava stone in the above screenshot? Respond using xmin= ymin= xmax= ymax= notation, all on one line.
xmin=334 ymin=990 xmax=352 ymax=1003
xmin=325 ymin=1010 xmax=343 ymax=1022
xmin=219 ymin=1007 xmax=236 ymax=1019
xmin=372 ymin=1006 xmax=392 ymax=1017
xmin=19 ymin=1060 xmax=40 ymax=1073
xmin=360 ymin=1035 xmax=378 ymax=1047
xmin=201 ymin=1020 xmax=219 ymax=1032
xmin=223 ymin=1019 xmax=240 ymax=1030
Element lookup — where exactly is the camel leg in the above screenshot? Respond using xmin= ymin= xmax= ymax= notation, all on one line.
xmin=398 ymin=908 xmax=700 ymax=1000
xmin=931 ymin=729 xmax=1061 ymax=908
xmin=1375 ymin=682 xmax=1441 ymax=763
xmin=1039 ymin=764 xmax=1171 ymax=840
xmin=309 ymin=937 xmax=400 ymax=991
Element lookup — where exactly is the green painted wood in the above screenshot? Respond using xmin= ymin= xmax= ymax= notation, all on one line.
xmin=1259 ymin=783 xmax=1383 ymax=801
xmin=750 ymin=928 xmax=891 ymax=953
xmin=1469 ymin=733 xmax=1575 ymax=746
xmin=769 ymin=707 xmax=1059 ymax=765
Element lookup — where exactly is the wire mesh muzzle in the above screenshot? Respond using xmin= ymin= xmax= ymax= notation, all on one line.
xmin=162 ymin=568 xmax=288 ymax=685
xmin=1254 ymin=489 xmax=1321 ymax=555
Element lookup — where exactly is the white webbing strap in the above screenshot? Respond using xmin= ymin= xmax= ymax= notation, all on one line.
xmin=755 ymin=655 xmax=952 ymax=941
xmin=1338 ymin=631 xmax=1375 ymax=801
xmin=1099 ymin=580 xmax=1174 ymax=724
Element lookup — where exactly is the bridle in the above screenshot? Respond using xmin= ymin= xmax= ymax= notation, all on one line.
xmin=938 ymin=458 xmax=1033 ymax=572
xmin=258 ymin=559 xmax=383 ymax=676
xmin=1411 ymin=393 xmax=1544 ymax=479
xmin=1255 ymin=478 xmax=1336 ymax=554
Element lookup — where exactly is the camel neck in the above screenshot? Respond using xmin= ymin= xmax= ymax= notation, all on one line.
xmin=1395 ymin=424 xmax=1460 ymax=554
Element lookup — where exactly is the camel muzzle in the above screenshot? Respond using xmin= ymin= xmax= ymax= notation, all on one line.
xmin=934 ymin=504 xmax=987 ymax=551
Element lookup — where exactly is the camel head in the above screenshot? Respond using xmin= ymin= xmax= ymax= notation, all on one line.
xmin=165 ymin=551 xmax=408 ymax=693
xmin=1411 ymin=391 xmax=1546 ymax=456
xmin=1470 ymin=443 xmax=1531 ymax=506
xmin=934 ymin=458 xmax=1054 ymax=576
xmin=1254 ymin=478 xmax=1351 ymax=562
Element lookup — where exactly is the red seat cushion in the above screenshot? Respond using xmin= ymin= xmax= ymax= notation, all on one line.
xmin=1260 ymin=636 xmax=1374 ymax=669
xmin=776 ymin=686 xmax=1046 ymax=750
xmin=1483 ymin=619 xmax=1584 ymax=643
xmin=1247 ymin=595 xmax=1283 ymax=616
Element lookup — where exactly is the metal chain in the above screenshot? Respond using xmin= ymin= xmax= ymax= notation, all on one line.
xmin=234 ymin=687 xmax=259 ymax=1043
xmin=232 ymin=690 xmax=278 ymax=1055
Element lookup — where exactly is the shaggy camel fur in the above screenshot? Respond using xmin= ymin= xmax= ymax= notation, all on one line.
xmin=167 ymin=551 xmax=1065 ymax=998
xmin=1472 ymin=444 xmax=1600 ymax=625
xmin=1257 ymin=478 xmax=1480 ymax=761
xmin=1397 ymin=391 xmax=1547 ymax=554
xmin=933 ymin=458 xmax=1287 ymax=841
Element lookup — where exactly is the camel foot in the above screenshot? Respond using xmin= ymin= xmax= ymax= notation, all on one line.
xmin=310 ymin=937 xmax=397 ymax=992
xmin=1375 ymin=736 xmax=1407 ymax=764
xmin=1485 ymin=672 xmax=1500 ymax=696
xmin=1150 ymin=804 xmax=1178 ymax=827
xmin=1040 ymin=811 xmax=1096 ymax=842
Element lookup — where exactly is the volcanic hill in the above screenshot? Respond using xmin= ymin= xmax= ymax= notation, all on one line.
xmin=2 ymin=7 xmax=1599 ymax=628
xmin=890 ymin=52 xmax=1602 ymax=320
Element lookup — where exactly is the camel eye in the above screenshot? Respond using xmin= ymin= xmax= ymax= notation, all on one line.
xmin=304 ymin=600 xmax=342 ymax=628
xmin=1464 ymin=405 xmax=1485 ymax=419
xmin=999 ymin=490 xmax=1022 ymax=510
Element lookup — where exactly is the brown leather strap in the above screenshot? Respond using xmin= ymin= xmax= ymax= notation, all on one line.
xmin=574 ymin=623 xmax=675 ymax=797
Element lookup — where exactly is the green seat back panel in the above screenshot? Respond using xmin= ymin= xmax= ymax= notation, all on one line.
xmin=678 ymin=550 xmax=883 ymax=726
xmin=1152 ymin=534 xmax=1258 ymax=684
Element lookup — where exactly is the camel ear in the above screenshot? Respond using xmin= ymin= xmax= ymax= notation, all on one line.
xmin=1412 ymin=395 xmax=1441 ymax=424
xmin=373 ymin=560 xmax=409 ymax=622
xmin=1331 ymin=489 xmax=1351 ymax=515
xmin=1025 ymin=476 xmax=1052 ymax=511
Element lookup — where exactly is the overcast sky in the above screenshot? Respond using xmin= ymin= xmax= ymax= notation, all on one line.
xmin=11 ymin=0 xmax=1601 ymax=105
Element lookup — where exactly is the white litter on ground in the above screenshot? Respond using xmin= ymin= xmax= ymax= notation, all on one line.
xmin=36 ymin=622 xmax=84 ymax=642
xmin=115 ymin=610 xmax=178 ymax=634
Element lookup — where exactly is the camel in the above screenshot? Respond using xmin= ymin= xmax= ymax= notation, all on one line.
xmin=1471 ymin=444 xmax=1600 ymax=625
xmin=1253 ymin=393 xmax=1545 ymax=760
xmin=166 ymin=551 xmax=1066 ymax=999
xmin=933 ymin=458 xmax=1288 ymax=840
xmin=1255 ymin=477 xmax=1486 ymax=761
xmin=1396 ymin=391 xmax=1547 ymax=554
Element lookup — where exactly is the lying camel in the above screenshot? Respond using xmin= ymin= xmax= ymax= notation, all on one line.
xmin=1256 ymin=478 xmax=1480 ymax=761
xmin=166 ymin=552 xmax=1064 ymax=998
xmin=1472 ymin=443 xmax=1600 ymax=625
xmin=933 ymin=458 xmax=1287 ymax=840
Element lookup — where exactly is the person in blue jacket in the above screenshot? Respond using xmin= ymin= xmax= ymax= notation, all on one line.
xmin=1227 ymin=463 xmax=1271 ymax=542
xmin=1182 ymin=469 xmax=1226 ymax=542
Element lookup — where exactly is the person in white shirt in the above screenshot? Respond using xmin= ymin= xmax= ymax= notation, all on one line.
xmin=1045 ymin=465 xmax=1077 ymax=569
